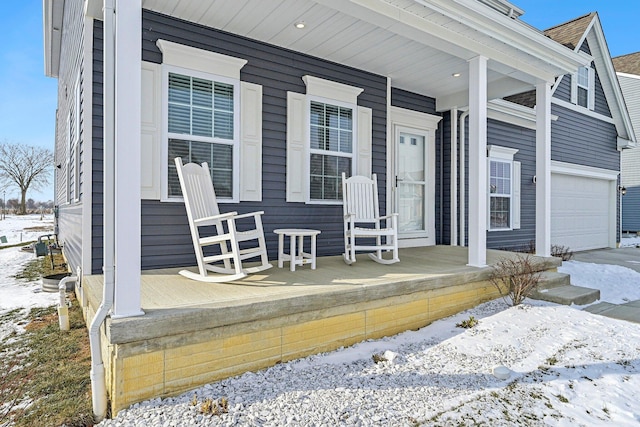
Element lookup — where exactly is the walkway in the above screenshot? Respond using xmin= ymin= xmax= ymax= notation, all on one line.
xmin=573 ymin=247 xmax=640 ymax=324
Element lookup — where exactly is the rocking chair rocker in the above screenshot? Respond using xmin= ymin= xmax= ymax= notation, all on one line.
xmin=174 ymin=157 xmax=272 ymax=282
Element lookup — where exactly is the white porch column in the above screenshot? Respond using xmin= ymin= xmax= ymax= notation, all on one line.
xmin=535 ymin=82 xmax=552 ymax=258
xmin=112 ymin=0 xmax=143 ymax=317
xmin=467 ymin=56 xmax=488 ymax=267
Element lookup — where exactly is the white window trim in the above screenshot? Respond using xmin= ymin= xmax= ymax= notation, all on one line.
xmin=66 ymin=110 xmax=71 ymax=204
xmin=73 ymin=76 xmax=81 ymax=202
xmin=571 ymin=64 xmax=595 ymax=111
xmin=160 ymin=64 xmax=241 ymax=203
xmin=306 ymin=94 xmax=358 ymax=205
xmin=487 ymin=145 xmax=518 ymax=231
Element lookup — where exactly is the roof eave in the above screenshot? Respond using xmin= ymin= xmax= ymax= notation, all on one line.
xmin=585 ymin=15 xmax=637 ymax=145
xmin=43 ymin=0 xmax=64 ymax=78
xmin=423 ymin=0 xmax=589 ymax=77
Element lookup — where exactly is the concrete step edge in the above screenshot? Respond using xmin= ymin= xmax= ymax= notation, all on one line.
xmin=530 ymin=284 xmax=600 ymax=306
xmin=536 ymin=271 xmax=571 ymax=290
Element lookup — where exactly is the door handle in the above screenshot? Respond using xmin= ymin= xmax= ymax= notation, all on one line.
xmin=395 ymin=176 xmax=404 ymax=187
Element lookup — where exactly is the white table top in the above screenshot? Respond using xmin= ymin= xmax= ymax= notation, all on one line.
xmin=273 ymin=228 xmax=321 ymax=236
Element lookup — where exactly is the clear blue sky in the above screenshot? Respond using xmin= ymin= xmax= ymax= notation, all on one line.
xmin=0 ymin=1 xmax=638 ymax=202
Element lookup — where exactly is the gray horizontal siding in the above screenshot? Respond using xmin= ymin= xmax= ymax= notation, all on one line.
xmin=92 ymin=20 xmax=104 ymax=274
xmin=485 ymin=120 xmax=536 ymax=251
xmin=622 ymin=186 xmax=640 ymax=232
xmin=618 ymin=74 xmax=640 ymax=137
xmin=554 ymin=74 xmax=572 ymax=103
xmin=134 ymin=10 xmax=388 ymax=270
xmin=553 ymin=40 xmax=612 ymax=118
xmin=551 ymin=103 xmax=619 ymax=171
xmin=58 ymin=204 xmax=83 ymax=272
xmin=593 ymin=67 xmax=612 ymax=117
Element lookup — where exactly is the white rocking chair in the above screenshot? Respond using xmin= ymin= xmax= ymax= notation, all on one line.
xmin=342 ymin=172 xmax=399 ymax=265
xmin=175 ymin=157 xmax=272 ymax=282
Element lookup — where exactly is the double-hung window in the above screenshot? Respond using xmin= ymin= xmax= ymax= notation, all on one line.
xmin=572 ymin=64 xmax=594 ymax=110
xmin=487 ymin=145 xmax=520 ymax=231
xmin=166 ymin=68 xmax=239 ymax=200
xmin=309 ymin=99 xmax=353 ymax=201
xmin=489 ymin=160 xmax=512 ymax=229
xmin=576 ymin=66 xmax=590 ymax=108
xmin=286 ymin=75 xmax=369 ymax=204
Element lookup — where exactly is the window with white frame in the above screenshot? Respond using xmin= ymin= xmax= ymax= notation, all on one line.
xmin=487 ymin=145 xmax=520 ymax=231
xmin=576 ymin=66 xmax=590 ymax=108
xmin=66 ymin=78 xmax=81 ymax=203
xmin=489 ymin=160 xmax=512 ymax=229
xmin=309 ymin=99 xmax=353 ymax=201
xmin=286 ymin=75 xmax=368 ymax=204
xmin=572 ymin=64 xmax=594 ymax=110
xmin=165 ymin=68 xmax=239 ymax=200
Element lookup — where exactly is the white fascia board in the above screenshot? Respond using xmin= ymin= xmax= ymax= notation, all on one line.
xmin=551 ymin=160 xmax=619 ymax=180
xmin=317 ymin=0 xmax=584 ymax=82
xmin=436 ymin=75 xmax=529 ymax=111
xmin=618 ymin=137 xmax=636 ymax=150
xmin=84 ymin=0 xmax=103 ymax=19
xmin=487 ymin=99 xmax=557 ymax=130
xmin=551 ymin=98 xmax=616 ymax=124
xmin=585 ymin=23 xmax=637 ymax=144
xmin=617 ymin=72 xmax=640 ymax=80
xmin=43 ymin=0 xmax=64 ymax=77
xmin=415 ymin=0 xmax=589 ymax=73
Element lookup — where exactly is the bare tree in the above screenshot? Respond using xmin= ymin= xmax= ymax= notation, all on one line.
xmin=0 ymin=142 xmax=52 ymax=215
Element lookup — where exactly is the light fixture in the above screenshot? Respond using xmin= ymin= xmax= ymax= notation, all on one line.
xmin=619 ymin=185 xmax=627 ymax=195
xmin=294 ymin=21 xmax=306 ymax=29
xmin=452 ymin=72 xmax=461 ymax=77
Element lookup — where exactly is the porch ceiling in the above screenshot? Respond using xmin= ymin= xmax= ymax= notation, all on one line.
xmin=138 ymin=0 xmax=586 ymax=109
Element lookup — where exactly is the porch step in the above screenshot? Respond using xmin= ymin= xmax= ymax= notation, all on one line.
xmin=536 ymin=271 xmax=571 ymax=290
xmin=530 ymin=284 xmax=600 ymax=306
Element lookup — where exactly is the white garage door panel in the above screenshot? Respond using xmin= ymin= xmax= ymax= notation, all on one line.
xmin=551 ymin=173 xmax=611 ymax=251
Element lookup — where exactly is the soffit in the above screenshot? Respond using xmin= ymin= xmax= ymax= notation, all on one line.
xmin=43 ymin=0 xmax=65 ymax=77
xmin=139 ymin=0 xmax=581 ymax=105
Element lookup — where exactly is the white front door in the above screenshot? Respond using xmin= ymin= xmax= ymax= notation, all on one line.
xmin=394 ymin=126 xmax=434 ymax=246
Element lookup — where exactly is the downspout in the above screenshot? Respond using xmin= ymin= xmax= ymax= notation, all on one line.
xmin=459 ymin=110 xmax=469 ymax=247
xmin=439 ymin=115 xmax=444 ymax=244
xmin=450 ymin=109 xmax=458 ymax=245
xmin=89 ymin=0 xmax=115 ymax=421
xmin=57 ymin=275 xmax=77 ymax=331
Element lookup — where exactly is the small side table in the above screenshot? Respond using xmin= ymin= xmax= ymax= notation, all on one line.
xmin=274 ymin=228 xmax=321 ymax=271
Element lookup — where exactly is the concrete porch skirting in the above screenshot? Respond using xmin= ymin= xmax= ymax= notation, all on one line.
xmin=77 ymin=246 xmax=561 ymax=415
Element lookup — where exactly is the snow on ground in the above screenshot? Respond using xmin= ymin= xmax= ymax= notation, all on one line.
xmin=621 ymin=235 xmax=640 ymax=248
xmin=559 ymin=261 xmax=640 ymax=304
xmin=2 ymin=216 xmax=640 ymax=425
xmin=98 ymin=250 xmax=640 ymax=426
xmin=0 ymin=214 xmax=58 ymax=339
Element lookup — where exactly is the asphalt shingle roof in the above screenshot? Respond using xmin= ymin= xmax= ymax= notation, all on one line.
xmin=612 ymin=52 xmax=640 ymax=75
xmin=543 ymin=12 xmax=595 ymax=50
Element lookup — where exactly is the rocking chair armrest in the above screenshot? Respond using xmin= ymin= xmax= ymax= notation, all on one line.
xmin=376 ymin=213 xmax=399 ymax=221
xmin=344 ymin=213 xmax=355 ymax=221
xmin=232 ymin=210 xmax=265 ymax=220
xmin=193 ymin=211 xmax=239 ymax=226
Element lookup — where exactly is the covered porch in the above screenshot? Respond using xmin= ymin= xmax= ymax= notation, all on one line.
xmin=77 ymin=246 xmax=561 ymax=413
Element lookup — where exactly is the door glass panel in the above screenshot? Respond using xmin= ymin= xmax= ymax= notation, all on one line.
xmin=398 ymin=132 xmax=426 ymax=233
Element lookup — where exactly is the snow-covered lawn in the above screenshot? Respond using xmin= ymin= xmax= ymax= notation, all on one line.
xmin=2 ymin=218 xmax=640 ymax=425
xmin=0 ymin=214 xmax=58 ymax=339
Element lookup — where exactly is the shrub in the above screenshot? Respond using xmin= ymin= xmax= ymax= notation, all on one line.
xmin=456 ymin=316 xmax=478 ymax=329
xmin=551 ymin=245 xmax=573 ymax=261
xmin=489 ymin=254 xmax=542 ymax=306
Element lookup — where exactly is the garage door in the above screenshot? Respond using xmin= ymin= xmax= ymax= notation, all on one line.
xmin=551 ymin=172 xmax=612 ymax=251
